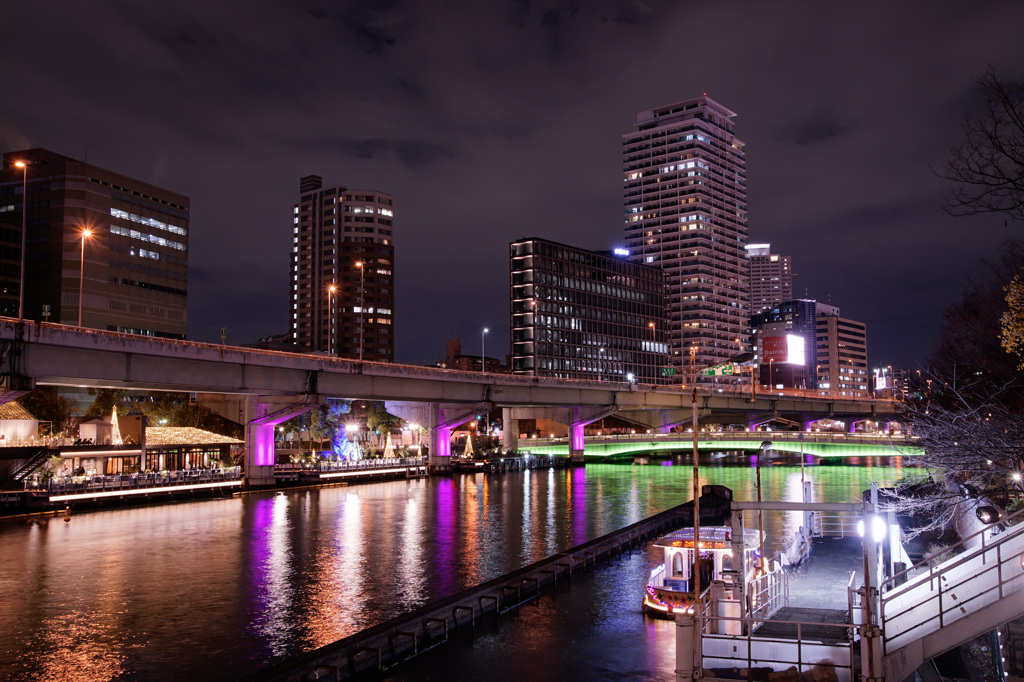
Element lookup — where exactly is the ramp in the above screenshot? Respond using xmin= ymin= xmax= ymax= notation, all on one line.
xmin=881 ymin=511 xmax=1024 ymax=682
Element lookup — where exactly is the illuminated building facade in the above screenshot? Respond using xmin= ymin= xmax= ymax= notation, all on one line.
xmin=0 ymin=149 xmax=188 ymax=337
xmin=816 ymin=312 xmax=869 ymax=396
xmin=746 ymin=243 xmax=792 ymax=314
xmin=749 ymin=299 xmax=828 ymax=389
xmin=290 ymin=175 xmax=394 ymax=362
xmin=510 ymin=238 xmax=669 ymax=384
xmin=623 ymin=96 xmax=749 ymax=380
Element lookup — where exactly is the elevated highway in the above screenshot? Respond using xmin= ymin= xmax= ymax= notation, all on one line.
xmin=0 ymin=320 xmax=901 ymax=483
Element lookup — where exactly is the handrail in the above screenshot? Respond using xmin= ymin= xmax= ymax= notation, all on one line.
xmin=880 ymin=507 xmax=1024 ymax=653
xmin=882 ymin=505 xmax=1024 ymax=592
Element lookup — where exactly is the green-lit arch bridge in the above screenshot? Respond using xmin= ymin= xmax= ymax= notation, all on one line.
xmin=519 ymin=431 xmax=920 ymax=461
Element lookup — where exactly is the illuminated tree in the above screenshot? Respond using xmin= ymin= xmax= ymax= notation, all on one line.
xmin=1001 ymin=270 xmax=1024 ymax=368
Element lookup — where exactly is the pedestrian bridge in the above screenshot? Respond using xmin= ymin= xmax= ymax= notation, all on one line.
xmin=689 ymin=500 xmax=1024 ymax=682
xmin=518 ymin=431 xmax=919 ymax=460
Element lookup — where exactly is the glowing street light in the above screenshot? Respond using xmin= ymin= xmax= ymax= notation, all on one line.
xmin=14 ymin=160 xmax=27 ymax=320
xmin=327 ymin=284 xmax=337 ymax=356
xmin=355 ymin=261 xmax=365 ymax=363
xmin=481 ymin=327 xmax=489 ymax=375
xmin=78 ymin=228 xmax=93 ymax=327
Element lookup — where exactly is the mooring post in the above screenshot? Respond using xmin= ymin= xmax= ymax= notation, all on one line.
xmin=675 ymin=612 xmax=695 ymax=681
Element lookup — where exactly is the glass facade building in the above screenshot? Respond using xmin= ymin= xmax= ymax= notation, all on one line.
xmin=510 ymin=238 xmax=668 ymax=384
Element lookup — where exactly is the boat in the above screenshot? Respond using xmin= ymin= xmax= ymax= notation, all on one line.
xmin=642 ymin=525 xmax=762 ymax=619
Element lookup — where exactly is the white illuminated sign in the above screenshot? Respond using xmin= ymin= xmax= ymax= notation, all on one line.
xmin=785 ymin=334 xmax=805 ymax=365
xmin=613 ymin=248 xmax=629 ymax=257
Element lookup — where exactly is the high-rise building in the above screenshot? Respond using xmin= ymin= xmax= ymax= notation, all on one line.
xmin=0 ymin=149 xmax=188 ymax=337
xmin=623 ymin=96 xmax=749 ymax=379
xmin=750 ymin=299 xmax=837 ymax=389
xmin=510 ymin=238 xmax=668 ymax=384
xmin=816 ymin=311 xmax=869 ymax=396
xmin=745 ymin=243 xmax=792 ymax=314
xmin=290 ymin=176 xmax=394 ymax=362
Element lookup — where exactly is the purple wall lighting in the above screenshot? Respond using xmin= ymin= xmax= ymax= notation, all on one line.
xmin=435 ymin=426 xmax=451 ymax=458
xmin=570 ymin=423 xmax=585 ymax=452
xmin=251 ymin=423 xmax=276 ymax=466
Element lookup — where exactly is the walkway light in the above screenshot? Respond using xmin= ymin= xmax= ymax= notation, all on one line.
xmin=857 ymin=516 xmax=887 ymax=542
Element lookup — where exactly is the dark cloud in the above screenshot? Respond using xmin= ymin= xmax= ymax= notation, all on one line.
xmin=3 ymin=0 xmax=1023 ymax=369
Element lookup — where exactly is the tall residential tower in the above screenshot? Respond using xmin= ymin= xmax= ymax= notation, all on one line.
xmin=746 ymin=243 xmax=793 ymax=314
xmin=623 ymin=96 xmax=748 ymax=379
xmin=290 ymin=176 xmax=394 ymax=362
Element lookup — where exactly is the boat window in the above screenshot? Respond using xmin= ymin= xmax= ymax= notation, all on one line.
xmin=672 ymin=552 xmax=684 ymax=576
xmin=722 ymin=553 xmax=732 ymax=572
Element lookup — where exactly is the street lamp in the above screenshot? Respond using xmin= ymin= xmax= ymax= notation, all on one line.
xmin=14 ymin=160 xmax=27 ymax=320
xmin=481 ymin=327 xmax=489 ymax=375
xmin=327 ymin=284 xmax=336 ymax=356
xmin=756 ymin=440 xmax=772 ymax=575
xmin=355 ymin=261 xmax=365 ymax=362
xmin=78 ymin=228 xmax=93 ymax=327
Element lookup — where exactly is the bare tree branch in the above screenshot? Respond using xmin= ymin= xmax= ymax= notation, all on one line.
xmin=941 ymin=65 xmax=1024 ymax=222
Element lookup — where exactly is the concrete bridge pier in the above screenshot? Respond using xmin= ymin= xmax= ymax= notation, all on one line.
xmin=425 ymin=402 xmax=489 ymax=471
xmin=502 ymin=408 xmax=518 ymax=454
xmin=747 ymin=416 xmax=775 ymax=432
xmin=567 ymin=406 xmax=616 ymax=462
xmin=244 ymin=395 xmax=319 ymax=487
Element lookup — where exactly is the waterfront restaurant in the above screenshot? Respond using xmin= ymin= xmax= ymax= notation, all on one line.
xmin=63 ymin=427 xmax=243 ymax=476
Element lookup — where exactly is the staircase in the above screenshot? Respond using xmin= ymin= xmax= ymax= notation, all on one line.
xmin=10 ymin=447 xmax=54 ymax=482
xmin=880 ymin=508 xmax=1024 ymax=681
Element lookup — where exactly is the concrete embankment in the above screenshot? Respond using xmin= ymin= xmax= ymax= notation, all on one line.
xmin=240 ymin=501 xmax=696 ymax=682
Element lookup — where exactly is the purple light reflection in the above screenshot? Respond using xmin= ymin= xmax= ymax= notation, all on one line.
xmin=432 ymin=478 xmax=459 ymax=595
xmin=570 ymin=467 xmax=588 ymax=546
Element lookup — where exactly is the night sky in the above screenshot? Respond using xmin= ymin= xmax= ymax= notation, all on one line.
xmin=4 ymin=1 xmax=1023 ymax=369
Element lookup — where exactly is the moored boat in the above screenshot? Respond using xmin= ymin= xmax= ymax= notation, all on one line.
xmin=642 ymin=525 xmax=762 ymax=618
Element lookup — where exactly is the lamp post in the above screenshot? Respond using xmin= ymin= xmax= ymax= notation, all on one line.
xmin=327 ymin=284 xmax=336 ymax=356
xmin=355 ymin=261 xmax=365 ymax=362
xmin=78 ymin=228 xmax=92 ymax=327
xmin=756 ymin=440 xmax=772 ymax=575
xmin=691 ymin=383 xmax=702 ymax=611
xmin=481 ymin=327 xmax=489 ymax=375
xmin=14 ymin=161 xmax=27 ymax=320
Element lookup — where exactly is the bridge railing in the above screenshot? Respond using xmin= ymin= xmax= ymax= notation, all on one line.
xmin=4 ymin=319 xmax=898 ymax=405
xmin=274 ymin=458 xmax=426 ymax=474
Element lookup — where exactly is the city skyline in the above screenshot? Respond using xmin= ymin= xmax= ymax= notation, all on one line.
xmin=2 ymin=1 xmax=1022 ymax=369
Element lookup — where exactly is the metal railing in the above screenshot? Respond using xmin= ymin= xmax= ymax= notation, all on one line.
xmin=274 ymin=457 xmax=425 ymax=473
xmin=880 ymin=507 xmax=1024 ymax=654
xmin=34 ymin=466 xmax=243 ymax=494
xmin=812 ymin=513 xmax=862 ymax=538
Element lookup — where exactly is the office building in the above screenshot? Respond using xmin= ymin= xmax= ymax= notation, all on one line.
xmin=816 ymin=312 xmax=869 ymax=396
xmin=510 ymin=238 xmax=669 ymax=384
xmin=623 ymin=96 xmax=749 ymax=379
xmin=746 ymin=243 xmax=792 ymax=314
xmin=1 ymin=149 xmax=188 ymax=337
xmin=750 ymin=299 xmax=838 ymax=389
xmin=290 ymin=176 xmax=394 ymax=362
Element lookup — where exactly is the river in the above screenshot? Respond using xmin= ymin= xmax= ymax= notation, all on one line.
xmin=0 ymin=456 xmax=906 ymax=681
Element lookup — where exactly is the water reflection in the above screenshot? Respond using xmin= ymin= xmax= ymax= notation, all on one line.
xmin=0 ymin=459 xmax=905 ymax=681
xmin=247 ymin=494 xmax=295 ymax=658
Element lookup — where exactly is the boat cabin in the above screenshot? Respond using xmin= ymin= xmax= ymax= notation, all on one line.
xmin=644 ymin=526 xmax=761 ymax=617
